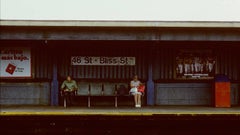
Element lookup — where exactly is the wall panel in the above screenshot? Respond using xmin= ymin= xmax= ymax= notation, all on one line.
xmin=0 ymin=82 xmax=50 ymax=105
xmin=33 ymin=46 xmax=52 ymax=80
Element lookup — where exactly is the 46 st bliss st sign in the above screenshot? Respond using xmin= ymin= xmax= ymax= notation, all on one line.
xmin=71 ymin=56 xmax=135 ymax=66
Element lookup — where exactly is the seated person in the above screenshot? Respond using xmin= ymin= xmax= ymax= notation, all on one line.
xmin=61 ymin=76 xmax=78 ymax=106
xmin=130 ymin=75 xmax=144 ymax=108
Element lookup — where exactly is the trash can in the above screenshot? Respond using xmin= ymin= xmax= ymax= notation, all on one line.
xmin=214 ymin=74 xmax=231 ymax=107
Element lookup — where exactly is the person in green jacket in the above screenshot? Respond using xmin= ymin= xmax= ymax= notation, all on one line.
xmin=61 ymin=76 xmax=78 ymax=106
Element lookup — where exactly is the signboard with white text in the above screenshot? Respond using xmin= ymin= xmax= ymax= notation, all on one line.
xmin=71 ymin=56 xmax=135 ymax=66
xmin=0 ymin=48 xmax=31 ymax=78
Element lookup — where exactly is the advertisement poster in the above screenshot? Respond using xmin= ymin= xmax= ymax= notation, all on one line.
xmin=71 ymin=56 xmax=135 ymax=66
xmin=0 ymin=48 xmax=31 ymax=78
xmin=176 ymin=49 xmax=215 ymax=79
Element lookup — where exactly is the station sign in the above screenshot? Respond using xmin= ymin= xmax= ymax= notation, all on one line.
xmin=71 ymin=56 xmax=135 ymax=66
xmin=0 ymin=48 xmax=31 ymax=78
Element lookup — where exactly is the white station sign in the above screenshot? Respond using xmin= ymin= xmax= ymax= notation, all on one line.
xmin=71 ymin=56 xmax=135 ymax=66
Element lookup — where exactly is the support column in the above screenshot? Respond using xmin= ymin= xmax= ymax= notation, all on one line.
xmin=147 ymin=48 xmax=155 ymax=105
xmin=51 ymin=61 xmax=59 ymax=106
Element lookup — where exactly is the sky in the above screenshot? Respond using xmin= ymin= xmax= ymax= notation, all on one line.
xmin=1 ymin=0 xmax=240 ymax=21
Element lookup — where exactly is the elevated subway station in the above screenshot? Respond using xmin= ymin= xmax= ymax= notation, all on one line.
xmin=1 ymin=20 xmax=240 ymax=106
xmin=2 ymin=20 xmax=240 ymax=134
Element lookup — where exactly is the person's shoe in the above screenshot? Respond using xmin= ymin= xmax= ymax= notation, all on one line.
xmin=136 ymin=105 xmax=141 ymax=108
xmin=135 ymin=105 xmax=138 ymax=108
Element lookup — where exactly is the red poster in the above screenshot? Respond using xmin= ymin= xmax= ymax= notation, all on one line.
xmin=5 ymin=63 xmax=16 ymax=75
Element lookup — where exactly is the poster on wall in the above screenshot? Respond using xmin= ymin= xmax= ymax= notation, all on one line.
xmin=175 ymin=49 xmax=215 ymax=79
xmin=0 ymin=48 xmax=31 ymax=78
xmin=71 ymin=56 xmax=136 ymax=66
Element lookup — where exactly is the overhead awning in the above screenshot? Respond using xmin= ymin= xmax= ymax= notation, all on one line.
xmin=1 ymin=20 xmax=240 ymax=28
xmin=1 ymin=20 xmax=240 ymax=41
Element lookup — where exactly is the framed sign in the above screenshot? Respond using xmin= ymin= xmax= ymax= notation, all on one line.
xmin=0 ymin=48 xmax=32 ymax=78
xmin=175 ymin=49 xmax=215 ymax=79
xmin=71 ymin=56 xmax=135 ymax=66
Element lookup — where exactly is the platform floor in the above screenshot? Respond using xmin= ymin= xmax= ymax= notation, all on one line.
xmin=2 ymin=106 xmax=240 ymax=134
xmin=1 ymin=105 xmax=240 ymax=116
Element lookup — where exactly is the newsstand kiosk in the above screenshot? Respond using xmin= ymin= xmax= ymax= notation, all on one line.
xmin=214 ymin=74 xmax=231 ymax=107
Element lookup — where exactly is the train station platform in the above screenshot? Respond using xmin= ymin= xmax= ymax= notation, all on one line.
xmin=1 ymin=106 xmax=240 ymax=134
xmin=1 ymin=105 xmax=240 ymax=116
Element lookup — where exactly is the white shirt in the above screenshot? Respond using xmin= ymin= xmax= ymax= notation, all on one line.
xmin=131 ymin=80 xmax=141 ymax=88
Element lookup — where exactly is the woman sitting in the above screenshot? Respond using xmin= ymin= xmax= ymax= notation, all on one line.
xmin=130 ymin=75 xmax=144 ymax=108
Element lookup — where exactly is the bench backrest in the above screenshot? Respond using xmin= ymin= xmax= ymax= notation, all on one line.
xmin=90 ymin=83 xmax=103 ymax=96
xmin=103 ymin=83 xmax=116 ymax=96
xmin=75 ymin=81 xmax=130 ymax=96
xmin=116 ymin=83 xmax=129 ymax=95
xmin=77 ymin=82 xmax=89 ymax=96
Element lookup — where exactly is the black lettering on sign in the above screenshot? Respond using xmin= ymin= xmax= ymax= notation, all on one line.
xmin=71 ymin=56 xmax=135 ymax=65
xmin=113 ymin=58 xmax=117 ymax=64
xmin=84 ymin=57 xmax=92 ymax=64
xmin=100 ymin=57 xmax=105 ymax=64
xmin=120 ymin=57 xmax=128 ymax=65
xmin=71 ymin=56 xmax=81 ymax=64
xmin=108 ymin=58 xmax=113 ymax=64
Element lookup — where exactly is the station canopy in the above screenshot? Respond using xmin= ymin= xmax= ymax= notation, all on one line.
xmin=1 ymin=20 xmax=240 ymax=41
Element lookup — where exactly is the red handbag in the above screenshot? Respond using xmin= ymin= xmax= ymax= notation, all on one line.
xmin=138 ymin=85 xmax=145 ymax=92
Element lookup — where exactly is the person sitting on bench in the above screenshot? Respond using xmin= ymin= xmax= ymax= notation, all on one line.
xmin=130 ymin=75 xmax=144 ymax=108
xmin=61 ymin=76 xmax=78 ymax=106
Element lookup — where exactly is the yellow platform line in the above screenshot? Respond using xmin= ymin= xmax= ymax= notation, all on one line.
xmin=2 ymin=111 xmax=240 ymax=116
